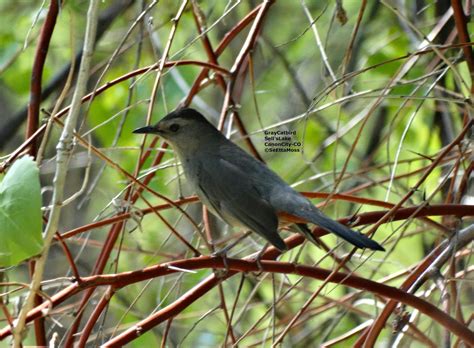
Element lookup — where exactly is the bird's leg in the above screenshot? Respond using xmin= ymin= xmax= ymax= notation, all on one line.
xmin=251 ymin=243 xmax=269 ymax=276
xmin=212 ymin=230 xmax=252 ymax=257
xmin=347 ymin=206 xmax=362 ymax=227
xmin=212 ymin=231 xmax=252 ymax=277
xmin=212 ymin=252 xmax=229 ymax=279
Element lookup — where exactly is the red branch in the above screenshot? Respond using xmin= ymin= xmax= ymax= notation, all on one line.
xmin=1 ymin=204 xmax=473 ymax=343
xmin=104 ymin=259 xmax=474 ymax=346
xmin=358 ymin=239 xmax=456 ymax=346
xmin=26 ymin=0 xmax=61 ymax=156
xmin=3 ymin=257 xmax=472 ymax=345
xmin=1 ymin=60 xmax=230 ymax=173
xmin=450 ymin=0 xmax=474 ymax=91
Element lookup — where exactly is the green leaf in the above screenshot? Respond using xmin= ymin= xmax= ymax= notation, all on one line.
xmin=0 ymin=156 xmax=43 ymax=267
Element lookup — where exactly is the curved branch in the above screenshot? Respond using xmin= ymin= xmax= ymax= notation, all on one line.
xmin=360 ymin=223 xmax=474 ymax=346
xmin=26 ymin=0 xmax=61 ymax=156
xmin=0 ymin=59 xmax=230 ymax=173
xmin=105 ymin=259 xmax=474 ymax=346
xmin=450 ymin=0 xmax=474 ymax=90
xmin=0 ymin=0 xmax=135 ymax=150
xmin=2 ymin=220 xmax=473 ymax=344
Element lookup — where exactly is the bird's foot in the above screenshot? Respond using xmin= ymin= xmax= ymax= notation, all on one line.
xmin=250 ymin=243 xmax=269 ymax=277
xmin=212 ymin=248 xmax=230 ymax=278
xmin=347 ymin=208 xmax=362 ymax=227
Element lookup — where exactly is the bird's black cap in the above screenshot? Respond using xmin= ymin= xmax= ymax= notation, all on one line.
xmin=160 ymin=108 xmax=212 ymax=125
xmin=133 ymin=108 xmax=213 ymax=134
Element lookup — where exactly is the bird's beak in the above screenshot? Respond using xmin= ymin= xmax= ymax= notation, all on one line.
xmin=133 ymin=125 xmax=159 ymax=134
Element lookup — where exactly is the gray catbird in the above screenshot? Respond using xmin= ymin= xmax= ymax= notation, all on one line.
xmin=134 ymin=108 xmax=384 ymax=252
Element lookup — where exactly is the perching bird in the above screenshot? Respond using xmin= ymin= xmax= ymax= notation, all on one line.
xmin=134 ymin=108 xmax=384 ymax=252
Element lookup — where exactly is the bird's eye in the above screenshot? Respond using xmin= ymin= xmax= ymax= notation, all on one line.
xmin=169 ymin=123 xmax=180 ymax=132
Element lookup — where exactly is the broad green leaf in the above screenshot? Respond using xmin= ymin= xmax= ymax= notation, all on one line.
xmin=0 ymin=156 xmax=43 ymax=266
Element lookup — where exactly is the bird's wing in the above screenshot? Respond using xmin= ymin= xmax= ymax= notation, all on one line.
xmin=197 ymin=157 xmax=287 ymax=251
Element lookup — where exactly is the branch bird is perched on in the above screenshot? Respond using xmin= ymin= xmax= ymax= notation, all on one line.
xmin=134 ymin=108 xmax=384 ymax=252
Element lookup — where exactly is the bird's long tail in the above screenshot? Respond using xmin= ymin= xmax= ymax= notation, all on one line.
xmin=297 ymin=213 xmax=384 ymax=251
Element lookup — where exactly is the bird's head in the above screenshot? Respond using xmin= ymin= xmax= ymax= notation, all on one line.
xmin=133 ymin=108 xmax=221 ymax=153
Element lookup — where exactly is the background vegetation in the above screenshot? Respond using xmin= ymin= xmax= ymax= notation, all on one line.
xmin=0 ymin=0 xmax=473 ymax=346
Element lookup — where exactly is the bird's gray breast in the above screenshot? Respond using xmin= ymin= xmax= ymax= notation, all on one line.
xmin=181 ymin=153 xmax=237 ymax=224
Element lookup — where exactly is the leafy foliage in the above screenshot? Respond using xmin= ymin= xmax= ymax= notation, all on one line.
xmin=0 ymin=156 xmax=42 ymax=266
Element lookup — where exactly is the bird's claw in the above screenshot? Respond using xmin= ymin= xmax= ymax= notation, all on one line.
xmin=212 ymin=249 xmax=230 ymax=278
xmin=250 ymin=243 xmax=268 ymax=277
xmin=251 ymin=256 xmax=265 ymax=277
